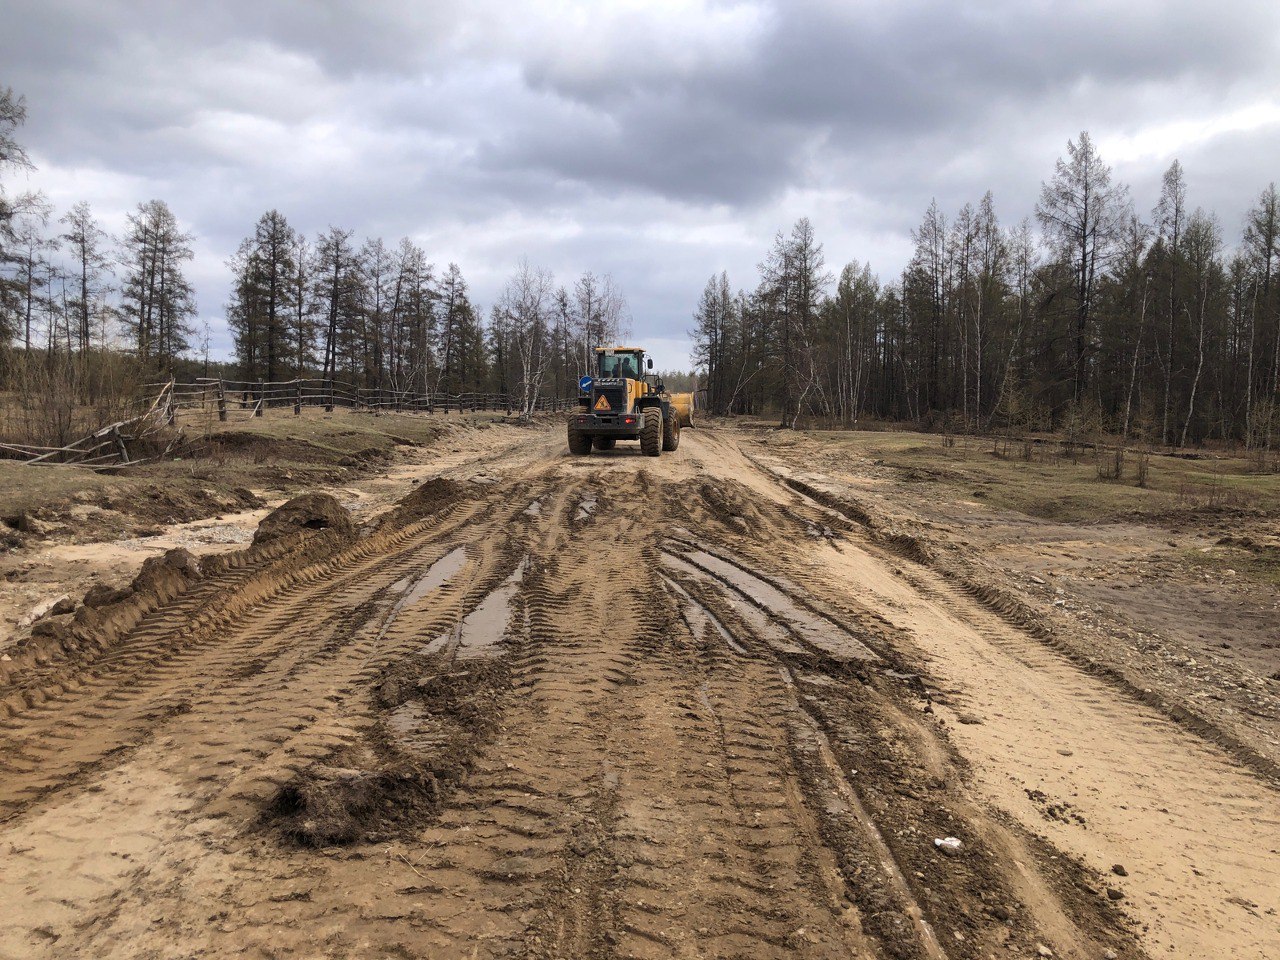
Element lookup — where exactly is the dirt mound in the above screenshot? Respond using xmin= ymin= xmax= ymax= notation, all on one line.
xmin=383 ymin=477 xmax=466 ymax=526
xmin=253 ymin=493 xmax=354 ymax=546
xmin=690 ymin=479 xmax=777 ymax=536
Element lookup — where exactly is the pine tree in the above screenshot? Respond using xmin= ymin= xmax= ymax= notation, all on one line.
xmin=120 ymin=200 xmax=196 ymax=372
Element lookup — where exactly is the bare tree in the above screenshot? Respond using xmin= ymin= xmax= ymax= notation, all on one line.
xmin=493 ymin=259 xmax=554 ymax=419
xmin=1179 ymin=209 xmax=1223 ymax=447
xmin=1154 ymin=160 xmax=1187 ymax=444
xmin=60 ymin=201 xmax=111 ymax=365
xmin=1037 ymin=132 xmax=1127 ymax=403
xmin=9 ymin=194 xmax=55 ymax=352
xmin=1242 ymin=184 xmax=1279 ymax=438
xmin=572 ymin=271 xmax=626 ymax=368
xmin=119 ymin=199 xmax=196 ymax=372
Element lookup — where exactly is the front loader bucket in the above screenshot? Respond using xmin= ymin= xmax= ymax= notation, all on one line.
xmin=670 ymin=392 xmax=695 ymax=428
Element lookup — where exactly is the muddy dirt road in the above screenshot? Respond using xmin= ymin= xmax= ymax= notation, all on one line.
xmin=0 ymin=424 xmax=1276 ymax=960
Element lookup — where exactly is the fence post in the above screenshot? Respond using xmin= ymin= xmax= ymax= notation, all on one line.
xmin=325 ymin=379 xmax=334 ymax=413
xmin=217 ymin=380 xmax=227 ymax=421
xmin=112 ymin=426 xmax=130 ymax=464
xmin=255 ymin=382 xmax=265 ymax=416
xmin=294 ymin=380 xmax=302 ymax=416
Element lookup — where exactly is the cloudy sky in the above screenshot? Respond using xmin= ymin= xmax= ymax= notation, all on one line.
xmin=4 ymin=0 xmax=1280 ymax=366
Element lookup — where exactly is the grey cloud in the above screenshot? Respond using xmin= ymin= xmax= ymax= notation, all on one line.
xmin=3 ymin=0 xmax=1279 ymax=364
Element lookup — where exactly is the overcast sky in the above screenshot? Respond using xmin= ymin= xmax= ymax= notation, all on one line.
xmin=4 ymin=0 xmax=1280 ymax=367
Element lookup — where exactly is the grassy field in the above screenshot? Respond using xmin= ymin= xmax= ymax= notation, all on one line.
xmin=787 ymin=427 xmax=1280 ymax=524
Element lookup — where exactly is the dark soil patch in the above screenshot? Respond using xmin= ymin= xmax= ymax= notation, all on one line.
xmin=264 ymin=654 xmax=510 ymax=847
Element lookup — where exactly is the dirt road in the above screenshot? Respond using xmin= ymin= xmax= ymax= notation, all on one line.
xmin=1 ymin=423 xmax=1275 ymax=959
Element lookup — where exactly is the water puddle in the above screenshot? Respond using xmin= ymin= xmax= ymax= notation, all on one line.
xmin=427 ymin=559 xmax=526 ymax=660
xmin=669 ymin=549 xmax=878 ymax=663
xmin=379 ymin=546 xmax=468 ymax=640
xmin=386 ymin=701 xmax=449 ymax=756
xmin=663 ymin=553 xmax=799 ymax=654
xmin=575 ymin=494 xmax=598 ymax=521
xmin=661 ymin=573 xmax=748 ymax=654
xmin=524 ymin=499 xmax=543 ymax=517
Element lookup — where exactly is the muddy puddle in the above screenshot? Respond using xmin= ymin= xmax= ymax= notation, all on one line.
xmin=386 ymin=701 xmax=449 ymax=756
xmin=664 ymin=553 xmax=803 ymax=655
xmin=665 ymin=547 xmax=879 ymax=663
xmin=426 ymin=560 xmax=526 ymax=659
xmin=380 ymin=547 xmax=469 ymax=640
xmin=661 ymin=573 xmax=748 ymax=654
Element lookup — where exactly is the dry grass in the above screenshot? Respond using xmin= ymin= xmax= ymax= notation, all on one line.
xmin=784 ymin=426 xmax=1280 ymax=524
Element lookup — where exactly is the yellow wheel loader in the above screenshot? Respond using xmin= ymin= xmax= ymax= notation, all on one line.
xmin=568 ymin=346 xmax=694 ymax=457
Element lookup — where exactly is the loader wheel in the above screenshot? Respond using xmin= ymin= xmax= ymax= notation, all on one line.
xmin=640 ymin=409 xmax=662 ymax=457
xmin=662 ymin=410 xmax=680 ymax=451
xmin=593 ymin=437 xmax=616 ymax=451
xmin=568 ymin=425 xmax=592 ymax=455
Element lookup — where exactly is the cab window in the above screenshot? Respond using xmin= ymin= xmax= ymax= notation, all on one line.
xmin=598 ymin=353 xmax=639 ymax=378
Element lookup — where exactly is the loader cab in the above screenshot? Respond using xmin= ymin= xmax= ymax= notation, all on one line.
xmin=596 ymin=347 xmax=648 ymax=381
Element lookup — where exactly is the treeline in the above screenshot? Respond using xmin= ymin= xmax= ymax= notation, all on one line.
xmin=1 ymin=88 xmax=201 ymax=406
xmin=225 ymin=214 xmax=626 ymax=412
xmin=694 ymin=133 xmax=1280 ymax=450
xmin=1 ymin=88 xmax=630 ymax=422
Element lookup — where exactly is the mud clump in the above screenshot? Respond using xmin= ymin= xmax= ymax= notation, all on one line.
xmin=253 ymin=493 xmax=354 ymax=546
xmin=83 ymin=583 xmax=135 ymax=609
xmin=132 ymin=547 xmax=204 ymax=593
xmin=265 ymin=655 xmax=510 ymax=848
xmin=694 ymin=481 xmax=764 ymax=535
xmin=267 ymin=760 xmax=443 ymax=847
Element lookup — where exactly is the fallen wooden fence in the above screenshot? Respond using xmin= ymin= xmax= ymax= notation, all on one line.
xmin=0 ymin=381 xmax=180 ymax=468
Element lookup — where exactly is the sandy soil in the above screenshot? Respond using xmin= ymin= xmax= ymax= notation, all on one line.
xmin=0 ymin=415 xmax=529 ymax=653
xmin=0 ymin=421 xmax=1275 ymax=959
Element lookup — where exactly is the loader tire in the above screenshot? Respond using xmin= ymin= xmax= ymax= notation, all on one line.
xmin=640 ymin=409 xmax=662 ymax=457
xmin=593 ymin=437 xmax=616 ymax=451
xmin=568 ymin=425 xmax=592 ymax=455
xmin=662 ymin=409 xmax=680 ymax=451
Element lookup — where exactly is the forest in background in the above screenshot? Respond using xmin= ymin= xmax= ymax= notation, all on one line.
xmin=693 ymin=133 xmax=1280 ymax=454
xmin=4 ymin=81 xmax=1280 ymax=456
xmin=0 ymin=88 xmax=632 ymax=439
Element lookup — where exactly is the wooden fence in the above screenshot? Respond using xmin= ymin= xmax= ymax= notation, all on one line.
xmin=0 ymin=381 xmax=179 ymax=468
xmin=0 ymin=378 xmax=578 ymax=468
xmin=154 ymin=377 xmax=579 ymax=422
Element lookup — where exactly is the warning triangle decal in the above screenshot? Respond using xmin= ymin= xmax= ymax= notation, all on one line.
xmin=594 ymin=395 xmax=611 ymax=412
